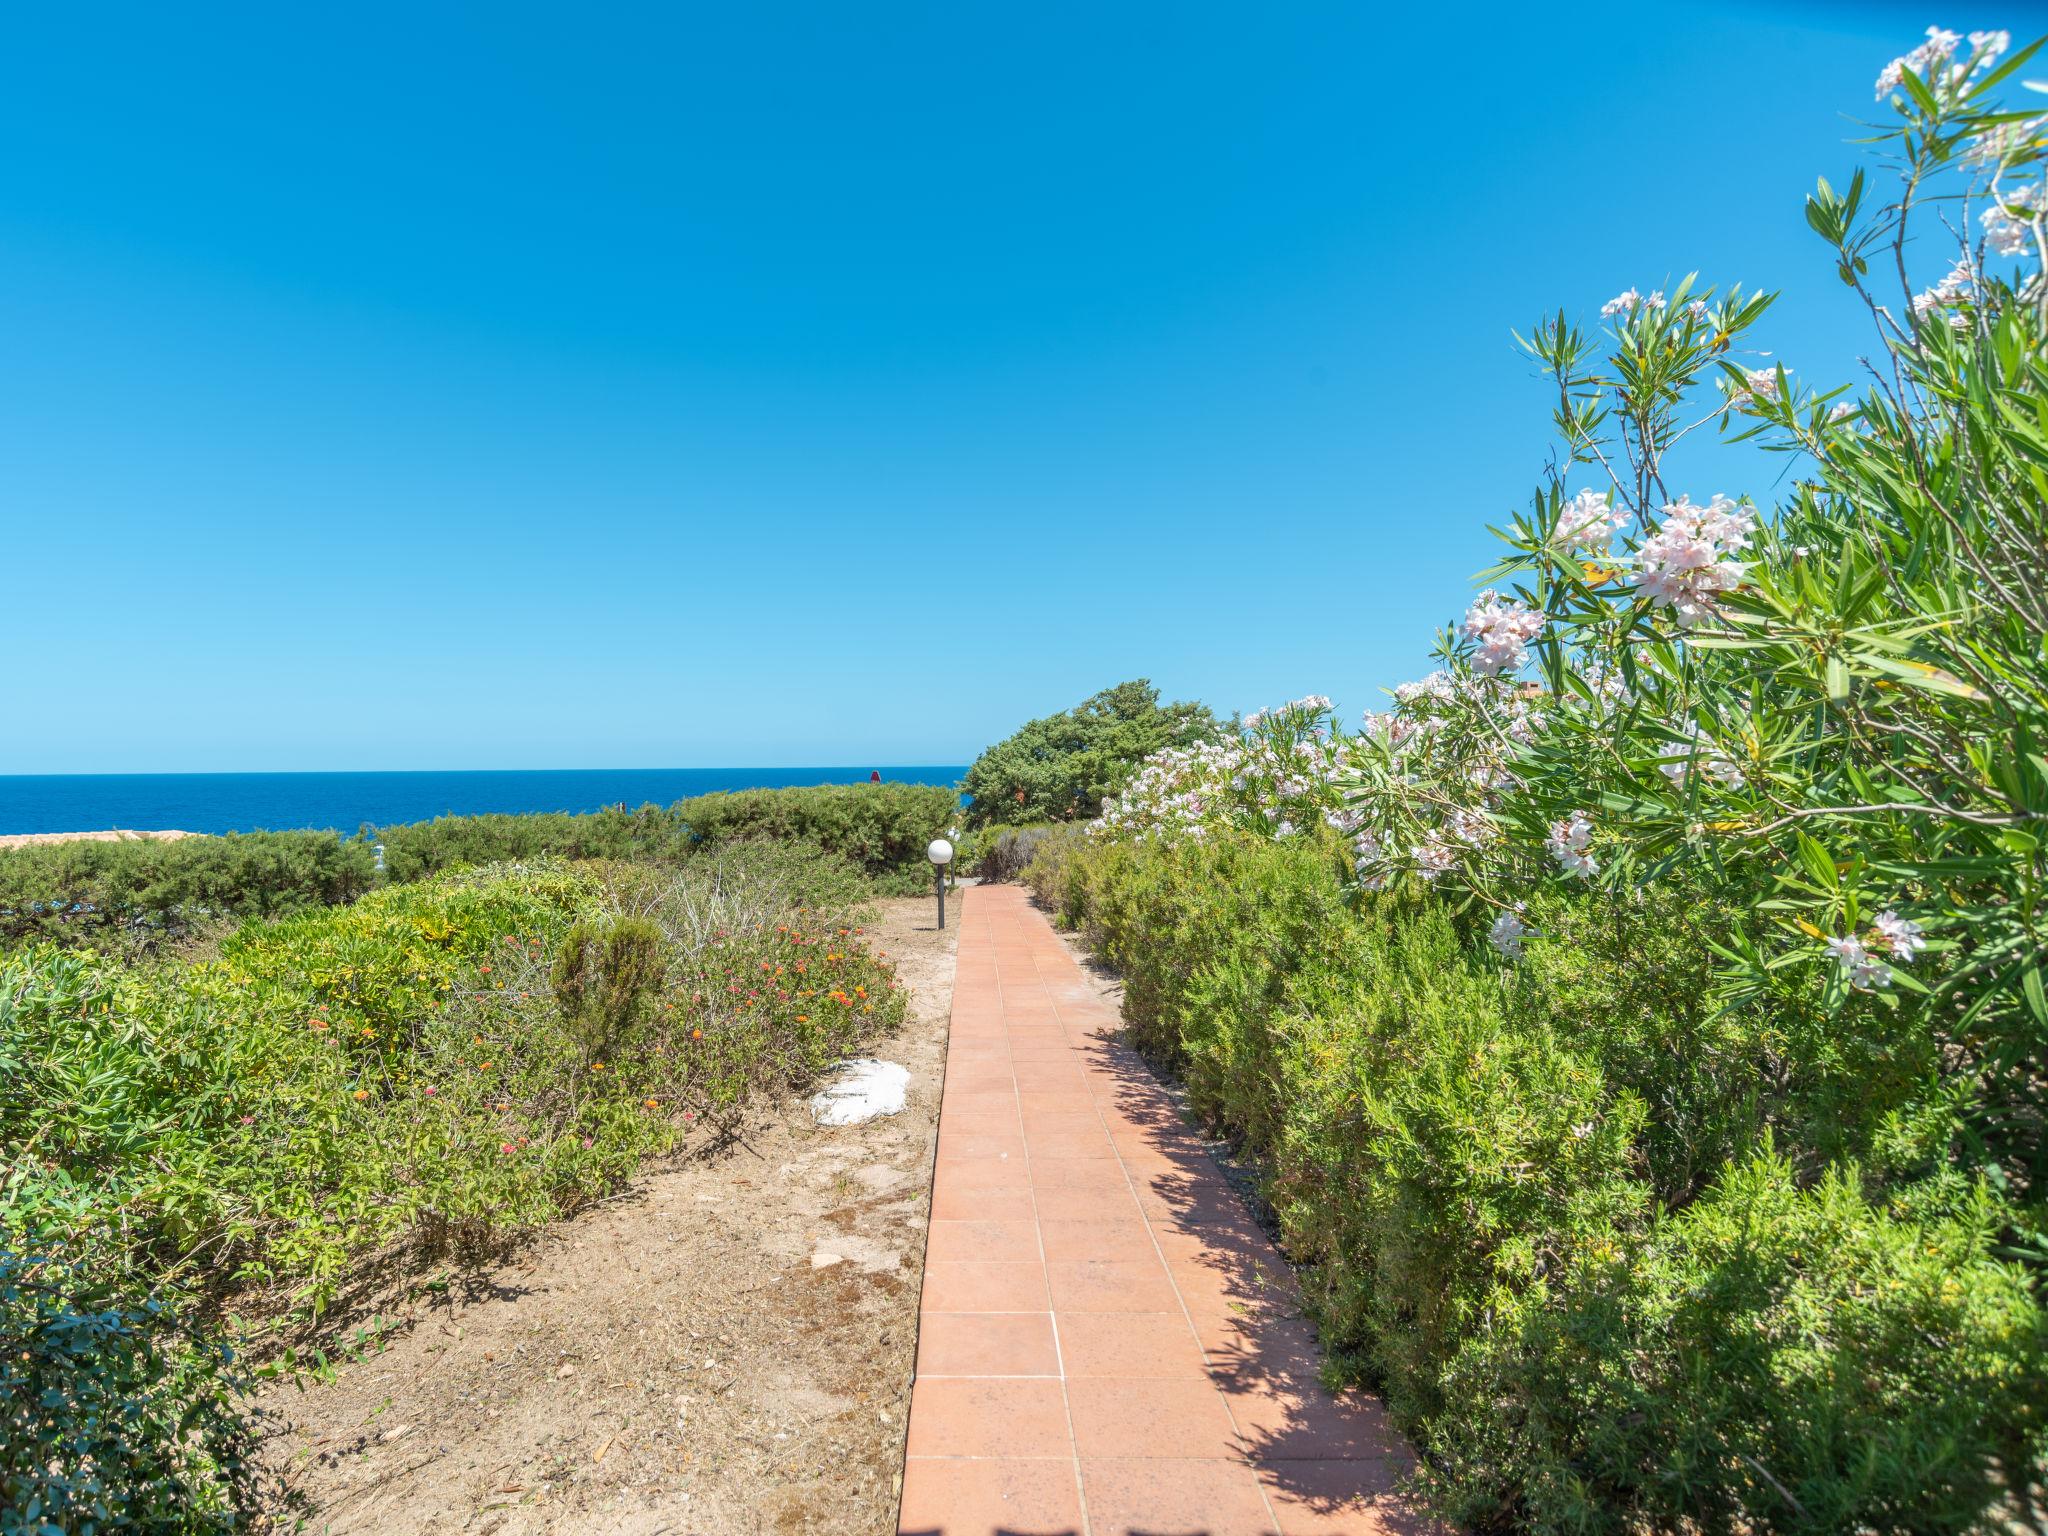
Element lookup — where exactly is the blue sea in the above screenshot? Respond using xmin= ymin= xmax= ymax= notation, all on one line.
xmin=0 ymin=767 xmax=968 ymax=838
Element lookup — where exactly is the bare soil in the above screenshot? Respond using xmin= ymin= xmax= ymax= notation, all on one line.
xmin=0 ymin=828 xmax=196 ymax=848
xmin=253 ymin=893 xmax=958 ymax=1536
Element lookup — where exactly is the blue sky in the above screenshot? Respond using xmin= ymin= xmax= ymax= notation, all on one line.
xmin=0 ymin=0 xmax=2007 ymax=771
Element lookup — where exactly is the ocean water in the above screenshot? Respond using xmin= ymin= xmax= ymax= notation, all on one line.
xmin=0 ymin=767 xmax=968 ymax=838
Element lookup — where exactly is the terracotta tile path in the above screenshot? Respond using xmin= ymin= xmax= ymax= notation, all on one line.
xmin=898 ymin=883 xmax=1433 ymax=1536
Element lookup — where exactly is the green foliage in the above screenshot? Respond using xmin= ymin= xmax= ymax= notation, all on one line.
xmin=0 ymin=832 xmax=376 ymax=952
xmin=672 ymin=782 xmax=958 ymax=884
xmin=1431 ymin=1156 xmax=2046 ymax=1535
xmin=962 ymin=679 xmax=1217 ymax=828
xmin=1 ymin=1202 xmax=260 ymax=1534
xmin=961 ymin=822 xmax=1059 ymax=882
xmin=376 ymin=804 xmax=693 ymax=882
xmin=0 ymin=859 xmax=906 ymax=1311
xmin=1043 ymin=828 xmax=2047 ymax=1532
xmin=552 ymin=917 xmax=665 ymax=1061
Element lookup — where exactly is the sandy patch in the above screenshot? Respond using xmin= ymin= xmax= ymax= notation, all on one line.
xmin=252 ymin=893 xmax=957 ymax=1535
xmin=0 ymin=828 xmax=197 ymax=849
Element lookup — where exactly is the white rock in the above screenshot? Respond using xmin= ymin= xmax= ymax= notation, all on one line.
xmin=809 ymin=1058 xmax=910 ymax=1126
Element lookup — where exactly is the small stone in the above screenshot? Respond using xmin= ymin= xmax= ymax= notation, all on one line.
xmin=557 ymin=1364 xmax=576 ymax=1379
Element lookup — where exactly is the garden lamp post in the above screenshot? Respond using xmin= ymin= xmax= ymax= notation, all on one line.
xmin=927 ymin=838 xmax=953 ymax=929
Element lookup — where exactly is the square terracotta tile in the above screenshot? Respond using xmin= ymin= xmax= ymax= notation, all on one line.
xmin=1030 ymin=1158 xmax=1132 ymax=1195
xmin=897 ymin=1456 xmax=1085 ymax=1536
xmin=931 ymin=1182 xmax=1036 ymax=1222
xmin=1046 ymin=1258 xmax=1181 ymax=1313
xmin=1225 ymin=1378 xmax=1406 ymax=1463
xmin=1029 ymin=1183 xmax=1144 ymax=1221
xmin=1253 ymin=1460 xmax=1435 ymax=1534
xmin=938 ymin=1131 xmax=1028 ymax=1162
xmin=904 ymin=1377 xmax=1074 ymax=1458
xmin=1017 ymin=1092 xmax=1099 ymax=1119
xmin=1017 ymin=1110 xmax=1106 ymax=1137
xmin=1024 ymin=1129 xmax=1120 ymax=1160
xmin=920 ymin=1261 xmax=1049 ymax=1313
xmin=1056 ymin=1311 xmax=1211 ymax=1378
xmin=933 ymin=1157 xmax=1032 ymax=1196
xmin=916 ymin=1311 xmax=1060 ymax=1377
xmin=1080 ymin=1457 xmax=1279 ymax=1535
xmin=948 ymin=1091 xmax=1027 ymax=1117
xmin=1036 ymin=1217 xmax=1161 ymax=1264
xmin=926 ymin=1219 xmax=1043 ymax=1264
xmin=1067 ymin=1376 xmax=1243 ymax=1459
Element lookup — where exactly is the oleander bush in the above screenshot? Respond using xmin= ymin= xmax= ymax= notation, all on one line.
xmin=962 ymin=679 xmax=1218 ymax=828
xmin=1018 ymin=37 xmax=2048 ymax=1529
xmin=0 ymin=831 xmax=377 ymax=952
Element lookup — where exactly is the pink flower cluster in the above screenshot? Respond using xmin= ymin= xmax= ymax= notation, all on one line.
xmin=1460 ymin=590 xmax=1546 ymax=676
xmin=1633 ymin=494 xmax=1756 ymax=627
xmin=1825 ymin=909 xmax=1926 ymax=992
xmin=1874 ymin=27 xmax=2006 ymax=100
xmin=1555 ymin=488 xmax=1629 ymax=553
xmin=1546 ymin=811 xmax=1598 ymax=880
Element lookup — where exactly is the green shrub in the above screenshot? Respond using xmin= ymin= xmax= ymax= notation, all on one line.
xmin=1430 ymin=1154 xmax=2046 ymax=1535
xmin=672 ymin=782 xmax=957 ymax=884
xmin=962 ymin=679 xmax=1217 ymax=828
xmin=0 ymin=832 xmax=376 ymax=952
xmin=0 ymin=858 xmax=907 ymax=1310
xmin=963 ymin=822 xmax=1058 ymax=883
xmin=375 ymin=804 xmax=694 ymax=882
xmin=1041 ymin=827 xmax=2047 ymax=1532
xmin=0 ymin=1198 xmax=260 ymax=1535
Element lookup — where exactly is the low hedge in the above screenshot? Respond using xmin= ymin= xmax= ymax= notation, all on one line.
xmin=0 ymin=784 xmax=963 ymax=953
xmin=0 ymin=832 xmax=377 ymax=951
xmin=671 ymin=782 xmax=958 ymax=888
xmin=1026 ymin=829 xmax=2047 ymax=1534
xmin=375 ymin=804 xmax=693 ymax=882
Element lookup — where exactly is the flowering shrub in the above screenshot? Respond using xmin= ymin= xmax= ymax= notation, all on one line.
xmin=1041 ymin=29 xmax=2048 ymax=1532
xmin=961 ymin=678 xmax=1218 ymax=828
xmin=1 ymin=855 xmax=903 ymax=1308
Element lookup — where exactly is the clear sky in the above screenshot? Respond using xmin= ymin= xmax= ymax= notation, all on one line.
xmin=0 ymin=0 xmax=2017 ymax=772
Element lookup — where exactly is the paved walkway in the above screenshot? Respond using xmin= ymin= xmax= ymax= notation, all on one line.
xmin=898 ymin=883 xmax=1429 ymax=1536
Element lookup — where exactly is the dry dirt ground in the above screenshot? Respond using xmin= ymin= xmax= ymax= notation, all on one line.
xmin=252 ymin=892 xmax=960 ymax=1536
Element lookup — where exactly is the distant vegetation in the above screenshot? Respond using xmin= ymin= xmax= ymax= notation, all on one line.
xmin=0 ymin=781 xmax=959 ymax=954
xmin=960 ymin=678 xmax=1216 ymax=828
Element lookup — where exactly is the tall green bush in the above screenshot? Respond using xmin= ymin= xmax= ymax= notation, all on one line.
xmin=672 ymin=781 xmax=957 ymax=884
xmin=962 ymin=679 xmax=1217 ymax=827
xmin=0 ymin=832 xmax=376 ymax=951
xmin=1030 ymin=829 xmax=2046 ymax=1531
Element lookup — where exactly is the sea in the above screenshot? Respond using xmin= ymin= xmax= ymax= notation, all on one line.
xmin=0 ymin=767 xmax=969 ymax=838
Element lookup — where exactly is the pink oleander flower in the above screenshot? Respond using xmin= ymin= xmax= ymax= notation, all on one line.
xmin=1875 ymin=26 xmax=1963 ymax=99
xmin=1633 ymin=493 xmax=1756 ymax=627
xmin=1983 ymin=183 xmax=2043 ymax=258
xmin=1555 ymin=488 xmax=1629 ymax=553
xmin=1601 ymin=288 xmax=1643 ymax=317
xmin=1488 ymin=907 xmax=1528 ymax=960
xmin=1460 ymin=589 xmax=1546 ymax=676
xmin=1870 ymin=910 xmax=1925 ymax=963
xmin=1414 ymin=837 xmax=1455 ymax=881
xmin=1546 ymin=811 xmax=1598 ymax=880
xmin=1826 ymin=933 xmax=1893 ymax=991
